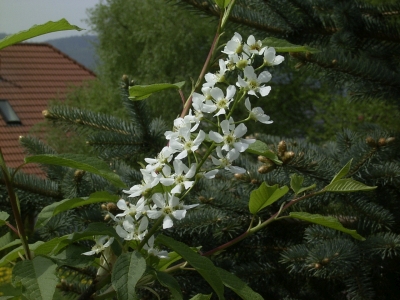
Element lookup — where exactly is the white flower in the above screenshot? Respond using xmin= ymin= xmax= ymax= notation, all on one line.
xmin=211 ymin=147 xmax=246 ymax=174
xmin=145 ymin=146 xmax=174 ymax=175
xmin=116 ymin=215 xmax=148 ymax=241
xmin=260 ymin=47 xmax=284 ymax=66
xmin=123 ymin=169 xmax=160 ymax=198
xmin=222 ymin=32 xmax=243 ymax=55
xmin=226 ymin=52 xmax=251 ymax=70
xmin=192 ymin=92 xmax=216 ymax=114
xmin=203 ymin=169 xmax=219 ymax=179
xmin=244 ymin=35 xmax=263 ymax=54
xmin=245 ymin=98 xmax=273 ymax=124
xmin=208 ymin=85 xmax=236 ymax=116
xmin=169 ymin=127 xmax=205 ymax=159
xmin=237 ymin=66 xmax=272 ymax=97
xmin=82 ymin=236 xmax=114 ymax=256
xmin=164 ymin=117 xmax=192 ymax=140
xmin=203 ymin=59 xmax=228 ymax=87
xmin=209 ymin=119 xmax=255 ymax=152
xmin=115 ymin=197 xmax=146 ymax=219
xmin=147 ymin=193 xmax=197 ymax=229
xmin=160 ymin=160 xmax=197 ymax=194
xmin=143 ymin=235 xmax=169 ymax=258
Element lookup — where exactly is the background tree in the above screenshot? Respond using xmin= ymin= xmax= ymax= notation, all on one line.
xmin=2 ymin=0 xmax=400 ymax=298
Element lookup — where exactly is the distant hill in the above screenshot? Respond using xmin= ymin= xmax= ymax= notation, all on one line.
xmin=45 ymin=35 xmax=99 ymax=71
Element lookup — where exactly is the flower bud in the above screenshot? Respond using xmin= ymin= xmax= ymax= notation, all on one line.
xmin=282 ymin=151 xmax=295 ymax=163
xmin=104 ymin=214 xmax=111 ymax=221
xmin=101 ymin=204 xmax=107 ymax=211
xmin=386 ymin=137 xmax=395 ymax=144
xmin=106 ymin=202 xmax=117 ymax=212
xmin=251 ymin=179 xmax=259 ymax=184
xmin=278 ymin=140 xmax=287 ymax=157
xmin=366 ymin=137 xmax=376 ymax=147
xmin=258 ymin=155 xmax=273 ymax=164
xmin=74 ymin=170 xmax=85 ymax=181
xmin=378 ymin=138 xmax=387 ymax=147
xmin=322 ymin=258 xmax=330 ymax=264
xmin=258 ymin=164 xmax=275 ymax=174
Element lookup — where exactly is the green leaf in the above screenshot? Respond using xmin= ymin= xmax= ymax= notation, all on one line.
xmin=0 ymin=241 xmax=43 ymax=268
xmin=158 ymin=251 xmax=183 ymax=271
xmin=155 ymin=271 xmax=183 ymax=300
xmin=289 ymin=212 xmax=365 ymax=241
xmin=0 ymin=233 xmax=21 ymax=252
xmin=12 ymin=256 xmax=58 ymax=300
xmin=111 ymin=252 xmax=146 ymax=300
xmin=216 ymin=267 xmax=263 ymax=300
xmin=25 ymin=154 xmax=126 ymax=188
xmin=0 ymin=19 xmax=82 ymax=50
xmin=246 ymin=140 xmax=282 ymax=165
xmin=0 ymin=211 xmax=10 ymax=226
xmin=157 ymin=235 xmax=225 ymax=300
xmin=261 ymin=37 xmax=319 ymax=53
xmin=290 ymin=174 xmax=316 ymax=195
xmin=325 ymin=179 xmax=377 ymax=193
xmin=52 ymin=245 xmax=94 ymax=268
xmin=129 ymin=82 xmax=185 ymax=100
xmin=35 ymin=191 xmax=119 ymax=229
xmin=34 ymin=222 xmax=118 ymax=256
xmin=0 ymin=283 xmax=22 ymax=298
xmin=215 ymin=0 xmax=232 ymax=9
xmin=189 ymin=295 xmax=212 ymax=300
xmin=330 ymin=159 xmax=353 ymax=184
xmin=249 ymin=182 xmax=289 ymax=214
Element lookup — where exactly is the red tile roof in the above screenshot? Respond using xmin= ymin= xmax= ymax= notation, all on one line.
xmin=0 ymin=43 xmax=96 ymax=176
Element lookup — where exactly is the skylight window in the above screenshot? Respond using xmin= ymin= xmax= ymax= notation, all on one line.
xmin=0 ymin=100 xmax=21 ymax=125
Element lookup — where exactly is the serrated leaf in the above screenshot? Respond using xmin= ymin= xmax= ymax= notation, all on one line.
xmin=0 ymin=233 xmax=21 ymax=252
xmin=34 ymin=222 xmax=118 ymax=256
xmin=158 ymin=251 xmax=183 ymax=271
xmin=25 ymin=154 xmax=126 ymax=188
xmin=0 ymin=241 xmax=43 ymax=268
xmin=261 ymin=37 xmax=319 ymax=53
xmin=129 ymin=82 xmax=185 ymax=100
xmin=215 ymin=0 xmax=232 ymax=9
xmin=12 ymin=256 xmax=58 ymax=300
xmin=190 ymin=295 xmax=212 ymax=300
xmin=0 ymin=283 xmax=22 ymax=298
xmin=112 ymin=252 xmax=146 ymax=300
xmin=330 ymin=159 xmax=352 ymax=184
xmin=155 ymin=271 xmax=183 ymax=300
xmin=52 ymin=245 xmax=94 ymax=268
xmin=35 ymin=191 xmax=119 ymax=229
xmin=0 ymin=211 xmax=10 ymax=226
xmin=157 ymin=235 xmax=225 ymax=300
xmin=216 ymin=267 xmax=263 ymax=300
xmin=0 ymin=19 xmax=82 ymax=50
xmin=289 ymin=212 xmax=365 ymax=240
xmin=290 ymin=174 xmax=316 ymax=195
xmin=246 ymin=140 xmax=282 ymax=165
xmin=325 ymin=179 xmax=377 ymax=193
xmin=249 ymin=182 xmax=289 ymax=214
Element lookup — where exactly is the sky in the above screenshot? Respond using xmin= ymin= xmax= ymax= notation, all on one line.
xmin=0 ymin=0 xmax=101 ymax=42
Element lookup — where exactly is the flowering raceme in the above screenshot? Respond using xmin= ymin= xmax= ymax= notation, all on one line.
xmin=107 ymin=32 xmax=284 ymax=257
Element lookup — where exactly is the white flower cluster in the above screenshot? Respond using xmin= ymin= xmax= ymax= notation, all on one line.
xmin=106 ymin=33 xmax=284 ymax=257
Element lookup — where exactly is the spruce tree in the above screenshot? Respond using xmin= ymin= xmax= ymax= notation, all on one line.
xmin=1 ymin=1 xmax=400 ymax=299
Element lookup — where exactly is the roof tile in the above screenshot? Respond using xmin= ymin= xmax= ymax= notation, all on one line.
xmin=0 ymin=43 xmax=96 ymax=177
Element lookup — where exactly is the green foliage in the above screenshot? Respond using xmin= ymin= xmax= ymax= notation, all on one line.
xmin=248 ymin=182 xmax=289 ymax=214
xmin=25 ymin=154 xmax=127 ymax=188
xmin=12 ymin=256 xmax=58 ymax=300
xmin=111 ymin=252 xmax=146 ymax=300
xmin=157 ymin=235 xmax=225 ymax=299
xmin=129 ymin=81 xmax=186 ymax=100
xmin=289 ymin=212 xmax=365 ymax=241
xmin=0 ymin=19 xmax=81 ymax=50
